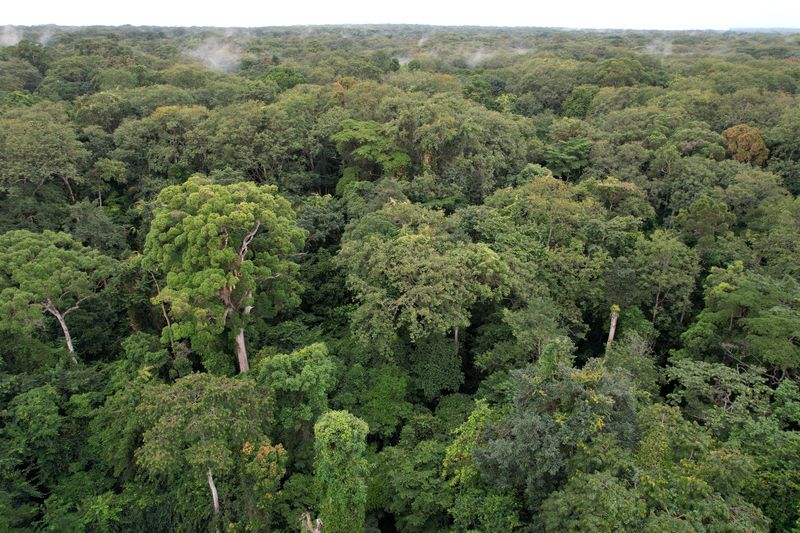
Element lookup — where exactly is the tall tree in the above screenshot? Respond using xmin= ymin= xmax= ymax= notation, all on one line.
xmin=135 ymin=373 xmax=285 ymax=529
xmin=143 ymin=175 xmax=306 ymax=373
xmin=631 ymin=230 xmax=699 ymax=330
xmin=0 ymin=103 xmax=89 ymax=205
xmin=337 ymin=201 xmax=509 ymax=353
xmin=313 ymin=410 xmax=369 ymax=533
xmin=0 ymin=230 xmax=116 ymax=362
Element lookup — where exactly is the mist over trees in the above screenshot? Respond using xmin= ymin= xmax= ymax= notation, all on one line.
xmin=1 ymin=24 xmax=800 ymax=532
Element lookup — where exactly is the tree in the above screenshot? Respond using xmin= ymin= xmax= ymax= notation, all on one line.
xmin=331 ymin=119 xmax=411 ymax=178
xmin=112 ymin=105 xmax=208 ymax=181
xmin=313 ymin=410 xmax=369 ymax=533
xmin=631 ymin=230 xmax=699 ymax=330
xmin=0 ymin=103 xmax=89 ymax=204
xmin=258 ymin=343 xmax=336 ymax=464
xmin=0 ymin=230 xmax=116 ymax=362
xmin=540 ymin=471 xmax=646 ymax=532
xmin=474 ymin=343 xmax=640 ymax=510
xmin=675 ymin=261 xmax=800 ymax=371
xmin=135 ymin=373 xmax=285 ymax=530
xmin=337 ymin=201 xmax=509 ymax=353
xmin=722 ymin=124 xmax=769 ymax=166
xmin=143 ymin=175 xmax=306 ymax=374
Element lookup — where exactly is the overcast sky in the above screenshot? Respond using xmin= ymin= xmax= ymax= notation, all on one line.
xmin=2 ymin=0 xmax=799 ymax=30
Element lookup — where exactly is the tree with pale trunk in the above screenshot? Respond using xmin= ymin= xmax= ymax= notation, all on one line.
xmin=143 ymin=175 xmax=306 ymax=374
xmin=135 ymin=373 xmax=285 ymax=530
xmin=0 ymin=230 xmax=116 ymax=363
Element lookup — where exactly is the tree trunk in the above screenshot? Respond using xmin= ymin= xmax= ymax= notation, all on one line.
xmin=300 ymin=512 xmax=323 ymax=533
xmin=606 ymin=305 xmax=620 ymax=351
xmin=651 ymin=289 xmax=662 ymax=325
xmin=207 ymin=468 xmax=220 ymax=515
xmin=235 ymin=327 xmax=250 ymax=373
xmin=44 ymin=300 xmax=77 ymax=364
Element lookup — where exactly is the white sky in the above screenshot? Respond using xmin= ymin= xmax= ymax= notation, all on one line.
xmin=1 ymin=0 xmax=799 ymax=30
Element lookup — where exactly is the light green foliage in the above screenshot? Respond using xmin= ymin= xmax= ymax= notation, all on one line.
xmin=667 ymin=359 xmax=771 ymax=437
xmin=314 ymin=410 xmax=369 ymax=533
xmin=143 ymin=175 xmax=306 ymax=372
xmin=443 ymin=400 xmax=492 ymax=488
xmin=634 ymin=404 xmax=769 ymax=532
xmin=0 ymin=230 xmax=116 ymax=357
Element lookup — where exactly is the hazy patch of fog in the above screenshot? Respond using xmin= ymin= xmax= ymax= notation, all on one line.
xmin=466 ymin=49 xmax=491 ymax=66
xmin=645 ymin=39 xmax=673 ymax=55
xmin=37 ymin=28 xmax=55 ymax=45
xmin=185 ymin=39 xmax=242 ymax=71
xmin=0 ymin=25 xmax=22 ymax=47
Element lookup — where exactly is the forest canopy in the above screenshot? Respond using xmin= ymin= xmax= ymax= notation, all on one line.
xmin=1 ymin=24 xmax=800 ymax=532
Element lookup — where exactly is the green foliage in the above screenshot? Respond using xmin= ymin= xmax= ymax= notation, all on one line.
xmin=264 ymin=66 xmax=307 ymax=92
xmin=338 ymin=201 xmax=510 ymax=352
xmin=541 ymin=137 xmax=592 ymax=179
xmin=0 ymin=230 xmax=116 ymax=358
xmin=143 ymin=175 xmax=306 ymax=372
xmin=136 ymin=373 xmax=284 ymax=530
xmin=331 ymin=119 xmax=411 ymax=178
xmin=379 ymin=439 xmax=453 ymax=532
xmin=677 ymin=261 xmax=800 ymax=369
xmin=631 ymin=229 xmax=699 ymax=332
xmin=475 ymin=349 xmax=640 ymax=509
xmin=1 ymin=25 xmax=800 ymax=532
xmin=563 ymin=84 xmax=600 ymax=118
xmin=540 ymin=471 xmax=646 ymax=532
xmin=258 ymin=342 xmax=336 ymax=465
xmin=314 ymin=410 xmax=369 ymax=533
